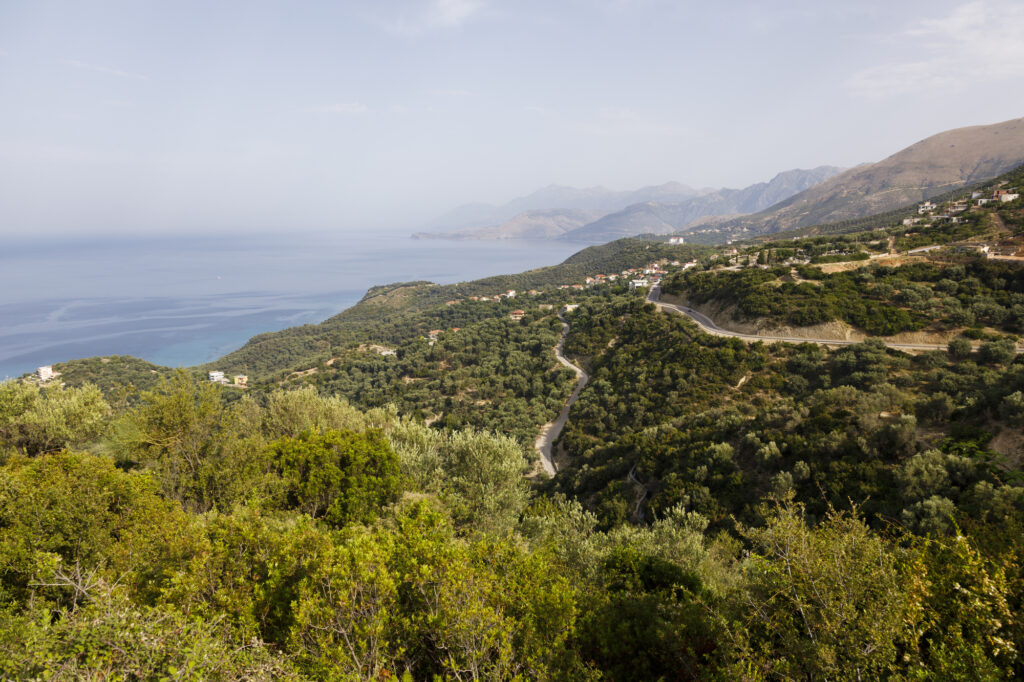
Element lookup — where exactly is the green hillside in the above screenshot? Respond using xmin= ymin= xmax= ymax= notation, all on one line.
xmin=5 ymin=187 xmax=1024 ymax=679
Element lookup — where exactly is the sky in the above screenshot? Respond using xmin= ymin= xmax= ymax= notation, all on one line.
xmin=1 ymin=0 xmax=1023 ymax=237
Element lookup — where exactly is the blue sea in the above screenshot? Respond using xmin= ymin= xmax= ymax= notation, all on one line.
xmin=0 ymin=231 xmax=584 ymax=379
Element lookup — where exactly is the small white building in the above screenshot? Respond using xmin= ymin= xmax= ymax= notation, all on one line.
xmin=668 ymin=236 xmax=685 ymax=245
xmin=564 ymin=304 xmax=580 ymax=312
xmin=918 ymin=201 xmax=938 ymax=215
xmin=37 ymin=365 xmax=55 ymax=381
xmin=1001 ymin=193 xmax=1021 ymax=203
xmin=208 ymin=370 xmax=226 ymax=383
xmin=629 ymin=278 xmax=650 ymax=291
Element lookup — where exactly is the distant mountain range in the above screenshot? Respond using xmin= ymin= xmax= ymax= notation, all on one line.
xmin=413 ymin=170 xmax=840 ymax=242
xmin=416 ymin=116 xmax=1024 ymax=244
xmin=561 ymin=166 xmax=843 ymax=242
xmin=686 ymin=116 xmax=1024 ymax=241
xmin=423 ymin=182 xmax=712 ymax=234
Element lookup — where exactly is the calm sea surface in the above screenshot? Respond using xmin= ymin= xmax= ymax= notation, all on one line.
xmin=0 ymin=231 xmax=584 ymax=379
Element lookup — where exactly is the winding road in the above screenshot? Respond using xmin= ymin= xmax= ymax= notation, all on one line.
xmin=533 ymin=285 xmax=1019 ymax=477
xmin=646 ymin=286 xmax=1006 ymax=353
xmin=535 ymin=311 xmax=590 ymax=477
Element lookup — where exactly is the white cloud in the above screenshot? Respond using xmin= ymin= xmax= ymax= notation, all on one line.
xmin=848 ymin=0 xmax=1024 ymax=98
xmin=61 ymin=59 xmax=149 ymax=81
xmin=378 ymin=0 xmax=485 ymax=34
xmin=302 ymin=102 xmax=369 ymax=115
xmin=431 ymin=0 xmax=483 ymax=27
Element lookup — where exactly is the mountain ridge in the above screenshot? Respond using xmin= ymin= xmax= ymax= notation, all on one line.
xmin=689 ymin=116 xmax=1024 ymax=241
xmin=425 ymin=181 xmax=712 ymax=233
xmin=416 ymin=167 xmax=842 ymax=242
xmin=562 ymin=166 xmax=844 ymax=242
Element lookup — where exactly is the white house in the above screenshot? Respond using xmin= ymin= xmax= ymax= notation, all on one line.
xmin=37 ymin=365 xmax=55 ymax=381
xmin=918 ymin=201 xmax=938 ymax=215
xmin=629 ymin=278 xmax=650 ymax=291
xmin=208 ymin=370 xmax=226 ymax=383
xmin=1001 ymin=193 xmax=1020 ymax=203
xmin=668 ymin=236 xmax=685 ymax=245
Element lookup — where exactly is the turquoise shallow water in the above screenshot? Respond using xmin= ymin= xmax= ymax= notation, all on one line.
xmin=0 ymin=231 xmax=584 ymax=379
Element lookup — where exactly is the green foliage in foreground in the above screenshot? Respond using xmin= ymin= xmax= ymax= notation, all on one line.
xmin=0 ymin=371 xmax=1023 ymax=679
xmin=1 ymin=450 xmax=1020 ymax=679
xmin=267 ymin=429 xmax=402 ymax=527
xmin=0 ymin=380 xmax=110 ymax=455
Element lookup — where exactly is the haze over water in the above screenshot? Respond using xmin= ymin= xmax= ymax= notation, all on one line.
xmin=0 ymin=232 xmax=584 ymax=379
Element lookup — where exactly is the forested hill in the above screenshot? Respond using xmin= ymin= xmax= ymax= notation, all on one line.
xmin=6 ymin=169 xmax=1024 ymax=679
xmin=202 ymin=239 xmax=710 ymax=381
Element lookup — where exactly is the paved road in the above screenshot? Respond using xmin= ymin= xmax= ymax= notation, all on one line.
xmin=535 ymin=312 xmax=590 ymax=476
xmin=647 ymin=286 xmax=990 ymax=353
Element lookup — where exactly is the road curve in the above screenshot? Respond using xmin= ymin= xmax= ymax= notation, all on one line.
xmin=647 ymin=286 xmax=1001 ymax=353
xmin=535 ymin=312 xmax=590 ymax=476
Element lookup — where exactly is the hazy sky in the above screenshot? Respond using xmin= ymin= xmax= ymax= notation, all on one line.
xmin=1 ymin=0 xmax=1023 ymax=236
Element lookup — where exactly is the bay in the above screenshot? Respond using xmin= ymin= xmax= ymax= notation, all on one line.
xmin=0 ymin=231 xmax=584 ymax=379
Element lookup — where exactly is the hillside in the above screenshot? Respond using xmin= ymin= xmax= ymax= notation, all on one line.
xmin=9 ymin=184 xmax=1024 ymax=679
xmin=199 ymin=239 xmax=709 ymax=382
xmin=687 ymin=116 xmax=1024 ymax=242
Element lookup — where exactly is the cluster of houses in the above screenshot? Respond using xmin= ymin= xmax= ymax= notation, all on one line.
xmin=908 ymin=186 xmax=1020 ymax=227
xmin=577 ymin=260 xmax=698 ymax=292
xmin=441 ymin=259 xmax=699 ymax=313
xmin=208 ymin=370 xmax=248 ymax=387
xmin=902 ymin=186 xmax=1023 ymax=261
